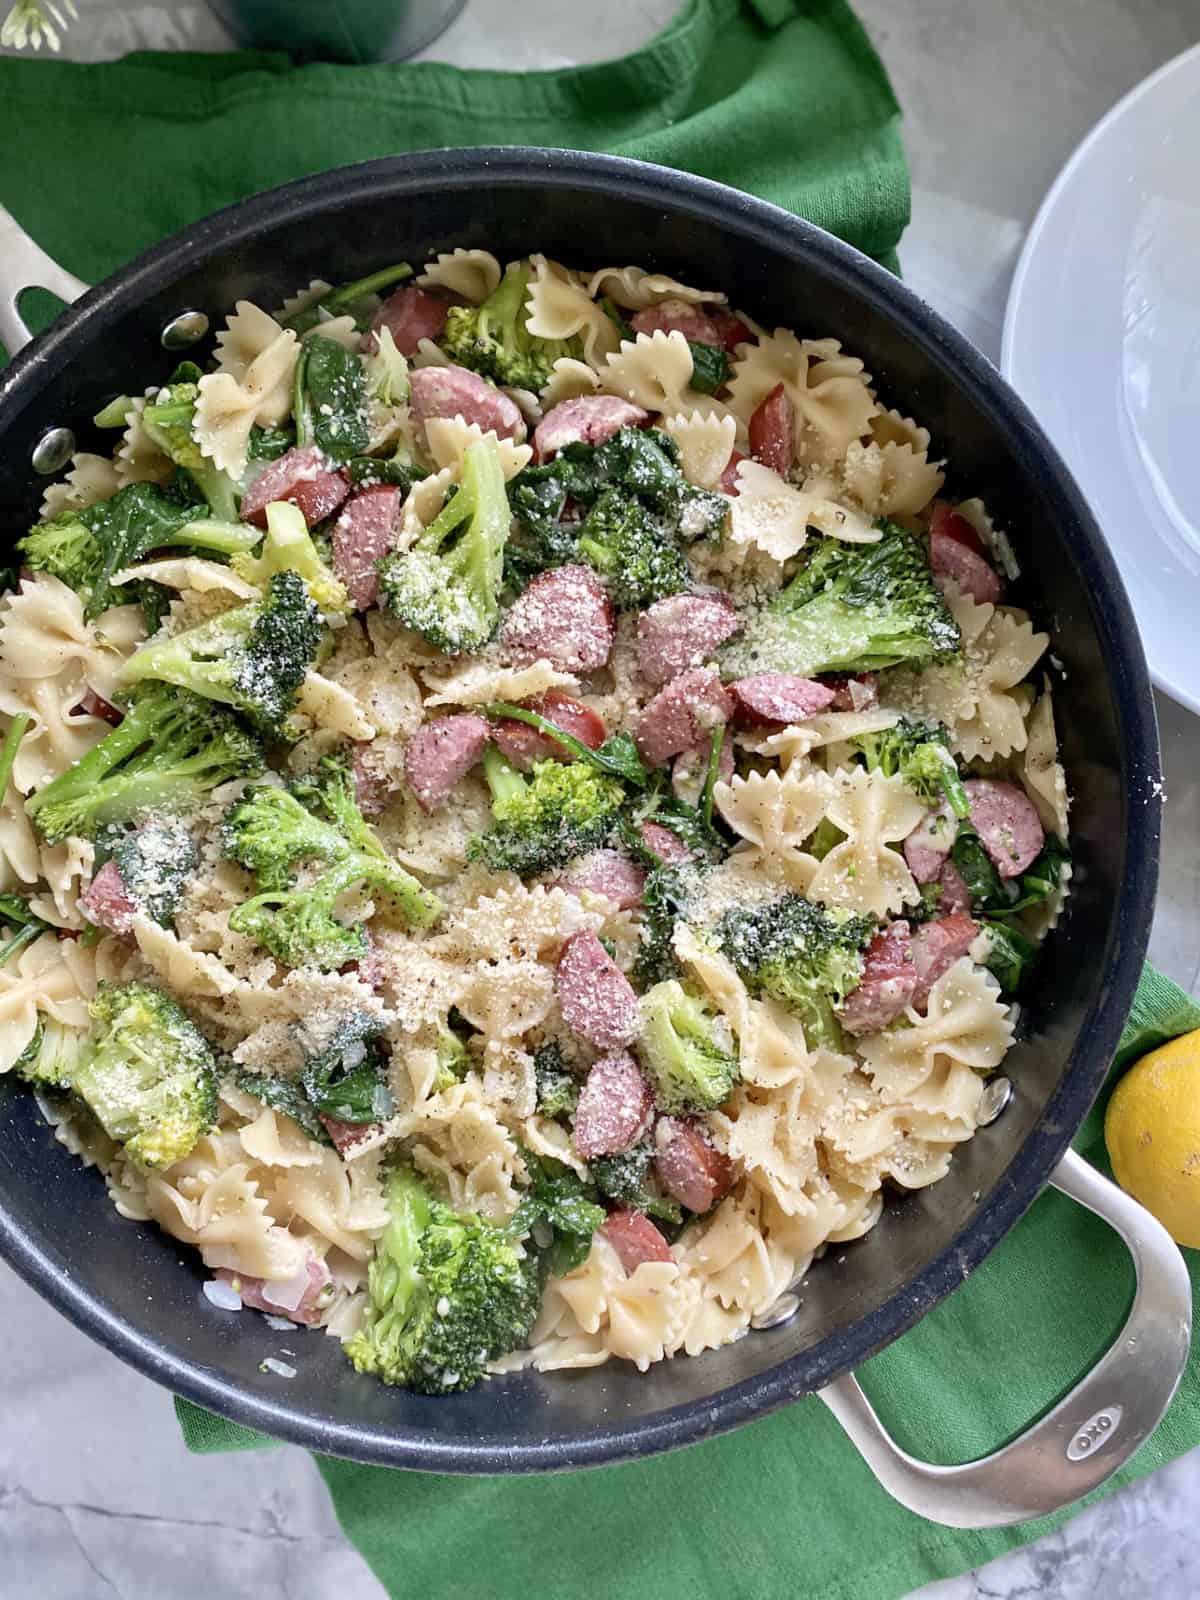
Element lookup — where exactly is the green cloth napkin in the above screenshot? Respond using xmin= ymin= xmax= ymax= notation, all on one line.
xmin=176 ymin=966 xmax=1200 ymax=1600
xmin=3 ymin=2 xmax=1194 ymax=1594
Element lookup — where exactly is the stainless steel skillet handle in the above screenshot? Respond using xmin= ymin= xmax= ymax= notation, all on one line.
xmin=818 ymin=1148 xmax=1191 ymax=1528
xmin=0 ymin=204 xmax=90 ymax=357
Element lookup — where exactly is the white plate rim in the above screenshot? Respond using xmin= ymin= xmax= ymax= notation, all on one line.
xmin=1001 ymin=38 xmax=1200 ymax=717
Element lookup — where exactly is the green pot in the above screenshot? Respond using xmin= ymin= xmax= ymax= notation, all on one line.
xmin=206 ymin=0 xmax=468 ymax=63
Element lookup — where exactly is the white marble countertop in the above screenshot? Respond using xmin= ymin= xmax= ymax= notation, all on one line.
xmin=2 ymin=1 xmax=1198 ymax=1596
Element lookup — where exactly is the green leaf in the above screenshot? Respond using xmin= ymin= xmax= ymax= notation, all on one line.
xmin=687 ymin=341 xmax=729 ymax=395
xmin=302 ymin=337 xmax=369 ymax=462
xmin=233 ymin=1069 xmax=330 ymax=1143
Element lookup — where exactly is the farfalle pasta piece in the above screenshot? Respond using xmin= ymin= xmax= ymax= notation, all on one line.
xmin=525 ymin=255 xmax=619 ymax=369
xmin=714 ymin=767 xmax=836 ymax=891
xmin=422 ymin=416 xmax=532 ymax=480
xmin=676 ymin=1187 xmax=795 ymax=1315
xmin=453 ymin=958 xmax=556 ymax=1042
xmin=110 ymin=558 xmax=260 ymax=600
xmin=661 ymin=412 xmax=737 ymax=490
xmin=726 ymin=330 xmax=878 ymax=469
xmin=435 ymin=881 xmax=601 ymax=965
xmin=540 ymin=357 xmax=602 ymax=408
xmin=292 ymin=671 xmax=375 ymax=741
xmin=806 ymin=767 xmax=927 ymax=917
xmin=727 ymin=460 xmax=876 ymax=560
xmin=0 ymin=931 xmax=96 ymax=1071
xmin=856 ymin=958 xmax=1013 ymax=1094
xmin=0 ymin=575 xmax=142 ymax=697
xmin=841 ymin=430 xmax=944 ymax=517
xmin=114 ymin=396 xmax=174 ymax=488
xmin=39 ymin=451 xmax=122 ymax=519
xmin=195 ymin=305 xmax=299 ymax=474
xmin=420 ymin=654 xmax=576 ymax=708
xmin=418 ymin=248 xmax=503 ymax=304
xmin=552 ymin=1234 xmax=692 ymax=1371
xmin=1020 ymin=682 xmax=1069 ymax=839
xmin=586 ymin=266 xmax=725 ymax=309
xmin=746 ymin=707 xmax=901 ymax=770
xmin=598 ymin=329 xmax=728 ymax=421
xmin=387 ymin=1074 xmax=527 ymax=1223
xmin=951 ymin=606 xmax=1049 ymax=762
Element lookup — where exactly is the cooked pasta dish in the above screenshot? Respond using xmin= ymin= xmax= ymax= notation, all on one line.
xmin=0 ymin=250 xmax=1070 ymax=1390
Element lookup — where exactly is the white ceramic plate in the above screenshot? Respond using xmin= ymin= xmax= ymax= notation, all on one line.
xmin=1003 ymin=43 xmax=1200 ymax=716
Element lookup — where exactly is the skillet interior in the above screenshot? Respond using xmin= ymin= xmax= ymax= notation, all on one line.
xmin=0 ymin=150 xmax=1160 ymax=1471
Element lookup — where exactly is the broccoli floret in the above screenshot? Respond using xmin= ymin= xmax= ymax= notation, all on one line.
xmin=638 ymin=979 xmax=740 ymax=1113
xmin=73 ymin=981 xmax=218 ymax=1169
xmin=121 ymin=569 xmax=320 ymax=739
xmin=468 ymin=748 xmax=624 ymax=877
xmin=590 ymin=1141 xmax=682 ymax=1225
xmin=852 ymin=716 xmax=969 ymax=817
xmin=19 ymin=482 xmax=260 ymax=619
xmin=432 ymin=1021 xmax=470 ymax=1092
xmin=101 ymin=818 xmax=199 ymax=928
xmin=576 ymin=487 xmax=691 ymax=609
xmin=141 ymin=374 xmax=240 ymax=521
xmin=720 ymin=523 xmax=961 ymax=680
xmin=26 ymin=684 xmax=263 ymax=844
xmin=633 ymin=861 xmax=705 ymax=988
xmin=532 ymin=1041 xmax=579 ymax=1120
xmin=345 ymin=1163 xmax=539 ymax=1393
xmin=302 ymin=1011 xmax=394 ymax=1124
xmin=231 ymin=499 xmax=349 ymax=615
xmin=378 ymin=436 xmax=510 ymax=654
xmin=14 ymin=1017 xmax=89 ymax=1088
xmin=715 ymin=893 xmax=874 ymax=1050
xmin=225 ymin=758 xmax=441 ymax=968
xmin=442 ymin=263 xmax=579 ymax=392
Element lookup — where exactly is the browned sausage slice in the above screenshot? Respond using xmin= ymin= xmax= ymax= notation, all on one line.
xmin=403 ymin=713 xmax=490 ymax=813
xmin=572 ymin=1051 xmax=655 ymax=1157
xmin=557 ymin=931 xmax=642 ymax=1051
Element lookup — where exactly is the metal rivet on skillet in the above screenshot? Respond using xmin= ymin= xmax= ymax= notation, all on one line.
xmin=161 ymin=310 xmax=210 ymax=349
xmin=978 ymin=1075 xmax=1013 ymax=1126
xmin=750 ymin=1292 xmax=800 ymax=1331
xmin=31 ymin=426 xmax=75 ymax=476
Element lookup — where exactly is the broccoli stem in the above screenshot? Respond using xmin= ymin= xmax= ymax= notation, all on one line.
xmin=482 ymin=702 xmax=651 ymax=787
xmin=0 ymin=921 xmax=46 ymax=968
xmin=0 ymin=714 xmax=30 ymax=799
xmin=481 ymin=745 xmax=527 ymax=812
xmin=701 ymin=725 xmax=725 ymax=828
xmin=176 ymin=519 xmax=261 ymax=556
xmin=324 ymin=262 xmax=413 ymax=313
xmin=93 ymin=396 xmax=135 ymax=428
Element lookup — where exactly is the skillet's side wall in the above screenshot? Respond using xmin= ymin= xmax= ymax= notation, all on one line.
xmin=0 ymin=156 xmax=1159 ymax=1469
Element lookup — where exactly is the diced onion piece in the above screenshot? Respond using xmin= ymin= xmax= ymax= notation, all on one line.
xmin=203 ymin=1278 xmax=244 ymax=1312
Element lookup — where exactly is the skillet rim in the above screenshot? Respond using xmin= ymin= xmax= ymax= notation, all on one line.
xmin=0 ymin=147 xmax=1162 ymax=1471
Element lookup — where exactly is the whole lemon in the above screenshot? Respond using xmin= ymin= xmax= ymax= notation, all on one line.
xmin=1105 ymin=1029 xmax=1200 ymax=1248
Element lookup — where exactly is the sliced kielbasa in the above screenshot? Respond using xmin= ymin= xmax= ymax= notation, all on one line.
xmin=910 ymin=914 xmax=978 ymax=1010
xmin=556 ymin=849 xmax=646 ymax=910
xmin=80 ymin=859 xmax=138 ymax=936
xmin=636 ymin=592 xmax=741 ymax=688
xmin=928 ymin=503 xmax=1001 ymax=605
xmin=403 ymin=713 xmax=490 ymax=813
xmin=350 ymin=743 xmax=391 ymax=818
xmin=963 ymin=778 xmax=1045 ymax=879
xmin=490 ymin=690 xmax=606 ymax=771
xmin=635 ymin=668 xmax=734 ymax=768
xmin=408 ymin=364 xmax=524 ymax=440
xmin=332 ymin=484 xmax=401 ymax=610
xmin=500 ymin=565 xmax=616 ymax=673
xmin=936 ymin=859 xmax=973 ymax=916
xmin=75 ymin=687 xmax=124 ymax=726
xmin=240 ymin=446 xmax=350 ymax=530
xmin=719 ymin=449 xmax=748 ymax=495
xmin=630 ymin=300 xmax=723 ymax=345
xmin=638 ymin=820 xmax=694 ymax=866
xmin=215 ymin=1257 xmax=332 ymax=1326
xmin=654 ymin=1117 xmax=733 ymax=1213
xmin=360 ymin=285 xmax=451 ymax=357
xmin=749 ymin=383 xmax=795 ymax=477
xmin=820 ymin=673 xmax=878 ymax=712
xmin=708 ymin=309 xmax=754 ymax=354
xmin=728 ymin=673 xmax=837 ymax=725
xmin=837 ymin=920 xmax=918 ymax=1035
xmin=903 ymin=802 xmax=957 ymax=883
xmin=557 ymin=931 xmax=642 ymax=1052
xmin=319 ymin=1117 xmax=381 ymax=1157
xmin=571 ymin=1051 xmax=655 ymax=1158
xmin=532 ymin=396 xmax=649 ymax=462
xmin=600 ymin=1208 xmax=673 ymax=1272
